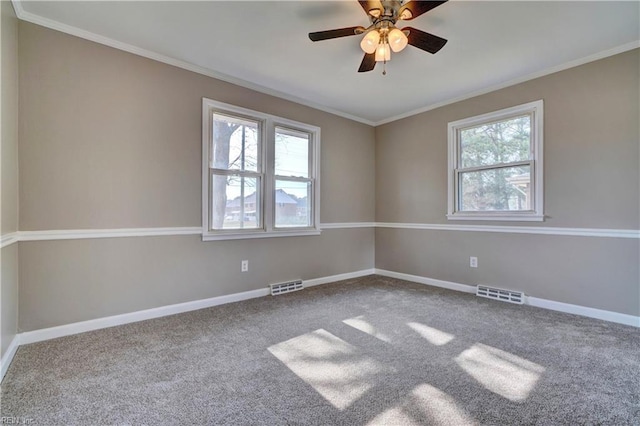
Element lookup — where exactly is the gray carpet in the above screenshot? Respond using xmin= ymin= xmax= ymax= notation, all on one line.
xmin=1 ymin=275 xmax=639 ymax=425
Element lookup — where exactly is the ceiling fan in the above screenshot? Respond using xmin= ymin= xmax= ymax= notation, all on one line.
xmin=309 ymin=0 xmax=448 ymax=74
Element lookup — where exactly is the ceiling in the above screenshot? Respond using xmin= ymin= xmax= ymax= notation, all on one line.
xmin=15 ymin=1 xmax=640 ymax=125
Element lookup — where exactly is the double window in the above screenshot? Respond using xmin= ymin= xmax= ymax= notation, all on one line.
xmin=447 ymin=100 xmax=544 ymax=221
xmin=202 ymin=99 xmax=320 ymax=240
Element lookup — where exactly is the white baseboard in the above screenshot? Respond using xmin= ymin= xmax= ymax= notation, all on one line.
xmin=20 ymin=287 xmax=270 ymax=345
xmin=1 ymin=335 xmax=21 ymax=382
xmin=374 ymin=268 xmax=640 ymax=327
xmin=18 ymin=269 xmax=376 ymax=346
xmin=375 ymin=269 xmax=476 ymax=294
xmin=527 ymin=297 xmax=639 ymax=327
xmin=304 ymin=269 xmax=375 ymax=288
xmin=9 ymin=266 xmax=638 ymax=368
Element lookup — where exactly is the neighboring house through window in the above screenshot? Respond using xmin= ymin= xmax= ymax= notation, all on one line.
xmin=202 ymin=99 xmax=320 ymax=240
xmin=447 ymin=100 xmax=544 ymax=221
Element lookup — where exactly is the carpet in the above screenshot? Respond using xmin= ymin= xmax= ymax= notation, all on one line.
xmin=1 ymin=275 xmax=639 ymax=425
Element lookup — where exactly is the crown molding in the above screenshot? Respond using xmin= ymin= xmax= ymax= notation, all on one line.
xmin=11 ymin=1 xmax=638 ymax=127
xmin=10 ymin=0 xmax=375 ymax=127
xmin=375 ymin=40 xmax=640 ymax=126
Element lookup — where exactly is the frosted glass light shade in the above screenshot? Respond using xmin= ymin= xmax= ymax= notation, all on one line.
xmin=375 ymin=43 xmax=391 ymax=62
xmin=388 ymin=28 xmax=408 ymax=52
xmin=360 ymin=30 xmax=380 ymax=54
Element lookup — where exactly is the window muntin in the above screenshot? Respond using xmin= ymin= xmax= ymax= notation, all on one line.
xmin=203 ymin=99 xmax=320 ymax=240
xmin=448 ymin=100 xmax=543 ymax=221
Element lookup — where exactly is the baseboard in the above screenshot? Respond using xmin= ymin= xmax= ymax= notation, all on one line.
xmin=375 ymin=269 xmax=476 ymax=294
xmin=527 ymin=297 xmax=639 ymax=327
xmin=18 ymin=269 xmax=376 ymax=346
xmin=1 ymin=335 xmax=21 ymax=382
xmin=20 ymin=287 xmax=270 ymax=345
xmin=304 ymin=269 xmax=376 ymax=287
xmin=13 ymin=267 xmax=639 ymax=353
xmin=374 ymin=268 xmax=640 ymax=327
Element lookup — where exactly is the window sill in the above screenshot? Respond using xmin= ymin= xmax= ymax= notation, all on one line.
xmin=202 ymin=228 xmax=321 ymax=241
xmin=446 ymin=213 xmax=545 ymax=222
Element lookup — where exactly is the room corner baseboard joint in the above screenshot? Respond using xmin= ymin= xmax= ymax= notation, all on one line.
xmin=0 ymin=335 xmax=21 ymax=382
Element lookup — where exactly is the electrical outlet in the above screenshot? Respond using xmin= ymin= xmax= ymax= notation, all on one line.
xmin=241 ymin=260 xmax=248 ymax=272
xmin=470 ymin=256 xmax=478 ymax=268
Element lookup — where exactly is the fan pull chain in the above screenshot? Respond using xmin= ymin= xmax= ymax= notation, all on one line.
xmin=382 ymin=60 xmax=387 ymax=76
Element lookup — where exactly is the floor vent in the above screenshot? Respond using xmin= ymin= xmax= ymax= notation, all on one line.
xmin=270 ymin=280 xmax=303 ymax=296
xmin=476 ymin=285 xmax=524 ymax=305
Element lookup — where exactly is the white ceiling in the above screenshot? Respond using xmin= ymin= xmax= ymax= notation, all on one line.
xmin=16 ymin=1 xmax=640 ymax=125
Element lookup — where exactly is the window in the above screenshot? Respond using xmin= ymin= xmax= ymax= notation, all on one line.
xmin=447 ymin=100 xmax=544 ymax=221
xmin=202 ymin=99 xmax=320 ymax=240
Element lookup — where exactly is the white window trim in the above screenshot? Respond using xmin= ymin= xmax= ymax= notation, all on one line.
xmin=447 ymin=100 xmax=544 ymax=222
xmin=202 ymin=98 xmax=321 ymax=241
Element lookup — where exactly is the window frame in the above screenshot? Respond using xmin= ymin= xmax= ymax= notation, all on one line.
xmin=202 ymin=98 xmax=321 ymax=241
xmin=447 ymin=100 xmax=544 ymax=222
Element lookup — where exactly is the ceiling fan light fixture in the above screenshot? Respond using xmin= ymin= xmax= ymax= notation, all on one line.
xmin=360 ymin=30 xmax=380 ymax=54
xmin=375 ymin=42 xmax=391 ymax=62
xmin=399 ymin=9 xmax=413 ymax=20
xmin=308 ymin=0 xmax=449 ymax=73
xmin=388 ymin=28 xmax=408 ymax=52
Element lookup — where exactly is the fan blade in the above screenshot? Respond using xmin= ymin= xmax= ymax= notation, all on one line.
xmin=358 ymin=53 xmax=376 ymax=72
xmin=309 ymin=26 xmax=364 ymax=42
xmin=404 ymin=27 xmax=447 ymax=54
xmin=398 ymin=1 xmax=447 ymax=21
xmin=358 ymin=0 xmax=384 ymax=18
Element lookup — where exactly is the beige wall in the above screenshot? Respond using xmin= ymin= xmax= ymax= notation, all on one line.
xmin=1 ymin=0 xmax=18 ymax=236
xmin=376 ymin=49 xmax=640 ymax=315
xmin=19 ymin=23 xmax=375 ymax=230
xmin=10 ymin=20 xmax=640 ymax=332
xmin=17 ymin=22 xmax=376 ymax=331
xmin=1 ymin=0 xmax=19 ymax=357
xmin=376 ymin=229 xmax=639 ymax=315
xmin=19 ymin=229 xmax=373 ymax=331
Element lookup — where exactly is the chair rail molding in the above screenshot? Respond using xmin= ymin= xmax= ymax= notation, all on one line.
xmin=3 ymin=223 xmax=638 ymax=243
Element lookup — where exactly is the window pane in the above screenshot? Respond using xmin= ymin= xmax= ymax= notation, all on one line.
xmin=460 ymin=166 xmax=531 ymax=211
xmin=275 ymin=127 xmax=309 ymax=178
xmin=212 ymin=113 xmax=259 ymax=172
xmin=460 ymin=115 xmax=531 ymax=168
xmin=211 ymin=174 xmax=260 ymax=230
xmin=275 ymin=180 xmax=311 ymax=227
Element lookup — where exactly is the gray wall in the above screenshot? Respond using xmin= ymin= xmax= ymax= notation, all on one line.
xmin=10 ymin=20 xmax=640 ymax=334
xmin=1 ymin=0 xmax=19 ymax=357
xmin=376 ymin=49 xmax=640 ymax=316
xmin=17 ymin=22 xmax=376 ymax=331
xmin=19 ymin=230 xmax=373 ymax=330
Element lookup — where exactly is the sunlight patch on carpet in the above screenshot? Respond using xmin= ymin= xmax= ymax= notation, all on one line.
xmin=343 ymin=315 xmax=391 ymax=343
xmin=268 ymin=329 xmax=392 ymax=410
xmin=367 ymin=383 xmax=476 ymax=425
xmin=455 ymin=344 xmax=545 ymax=402
xmin=407 ymin=322 xmax=454 ymax=346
